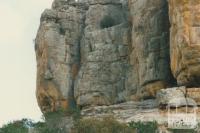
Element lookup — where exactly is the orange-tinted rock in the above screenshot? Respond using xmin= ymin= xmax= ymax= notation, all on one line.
xmin=35 ymin=6 xmax=85 ymax=113
xmin=169 ymin=0 xmax=200 ymax=86
xmin=186 ymin=88 xmax=200 ymax=105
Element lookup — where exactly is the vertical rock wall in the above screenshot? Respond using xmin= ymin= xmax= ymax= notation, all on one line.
xmin=35 ymin=0 xmax=131 ymax=112
xmin=74 ymin=0 xmax=130 ymax=107
xmin=128 ymin=0 xmax=175 ymax=99
xmin=169 ymin=0 xmax=200 ymax=87
xmin=35 ymin=0 xmax=186 ymax=113
xmin=35 ymin=1 xmax=86 ymax=112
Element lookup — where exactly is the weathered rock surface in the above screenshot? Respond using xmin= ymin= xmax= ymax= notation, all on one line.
xmin=81 ymin=99 xmax=200 ymax=133
xmin=35 ymin=1 xmax=86 ymax=112
xmin=169 ymin=0 xmax=200 ymax=86
xmin=35 ymin=0 xmax=200 ymax=117
xmin=34 ymin=1 xmax=200 ymax=132
xmin=35 ymin=0 xmax=175 ymax=112
xmin=186 ymin=88 xmax=200 ymax=105
xmin=81 ymin=99 xmax=160 ymax=123
xmin=128 ymin=0 xmax=176 ymax=99
xmin=74 ymin=3 xmax=130 ymax=107
xmin=156 ymin=86 xmax=186 ymax=107
xmin=157 ymin=86 xmax=200 ymax=107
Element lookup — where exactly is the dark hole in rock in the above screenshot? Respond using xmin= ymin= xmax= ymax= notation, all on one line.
xmin=100 ymin=16 xmax=117 ymax=29
xmin=59 ymin=27 xmax=65 ymax=35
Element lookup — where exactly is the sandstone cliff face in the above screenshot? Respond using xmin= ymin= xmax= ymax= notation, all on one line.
xmin=35 ymin=0 xmax=174 ymax=113
xmin=74 ymin=0 xmax=130 ymax=107
xmin=128 ymin=0 xmax=175 ymax=99
xmin=169 ymin=0 xmax=200 ymax=87
xmin=35 ymin=0 xmax=86 ymax=112
xmin=35 ymin=0 xmax=200 ymax=115
xmin=36 ymin=0 xmax=131 ymax=112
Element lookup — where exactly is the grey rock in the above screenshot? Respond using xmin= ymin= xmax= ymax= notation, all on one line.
xmin=156 ymin=86 xmax=186 ymax=107
xmin=34 ymin=1 xmax=200 ymax=132
xmin=35 ymin=1 xmax=86 ymax=112
xmin=74 ymin=1 xmax=130 ymax=107
xmin=80 ymin=99 xmax=171 ymax=127
xmin=35 ymin=0 xmax=177 ymax=111
xmin=128 ymin=0 xmax=176 ymax=99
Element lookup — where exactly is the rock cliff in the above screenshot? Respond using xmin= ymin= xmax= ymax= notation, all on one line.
xmin=36 ymin=0 xmax=131 ymax=113
xmin=35 ymin=0 xmax=200 ymax=131
xmin=35 ymin=0 xmax=176 ymax=113
xmin=169 ymin=0 xmax=200 ymax=87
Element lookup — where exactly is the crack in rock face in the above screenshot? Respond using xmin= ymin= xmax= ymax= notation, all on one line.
xmin=35 ymin=0 xmax=200 ymax=115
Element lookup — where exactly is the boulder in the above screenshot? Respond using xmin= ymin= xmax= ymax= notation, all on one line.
xmin=156 ymin=86 xmax=186 ymax=107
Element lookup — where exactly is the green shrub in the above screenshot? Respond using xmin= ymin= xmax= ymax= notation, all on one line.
xmin=128 ymin=121 xmax=158 ymax=133
xmin=0 ymin=119 xmax=31 ymax=133
xmin=36 ymin=108 xmax=80 ymax=133
xmin=44 ymin=107 xmax=81 ymax=121
xmin=0 ymin=111 xmax=161 ymax=133
xmin=73 ymin=116 xmax=136 ymax=133
xmin=33 ymin=122 xmax=63 ymax=133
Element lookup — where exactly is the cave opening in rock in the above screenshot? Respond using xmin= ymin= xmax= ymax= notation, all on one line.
xmin=100 ymin=16 xmax=116 ymax=29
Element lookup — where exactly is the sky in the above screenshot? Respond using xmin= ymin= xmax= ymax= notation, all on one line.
xmin=0 ymin=0 xmax=53 ymax=127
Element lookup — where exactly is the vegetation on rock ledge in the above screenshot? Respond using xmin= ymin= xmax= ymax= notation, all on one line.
xmin=1 ymin=114 xmax=198 ymax=133
xmin=0 ymin=115 xmax=159 ymax=133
